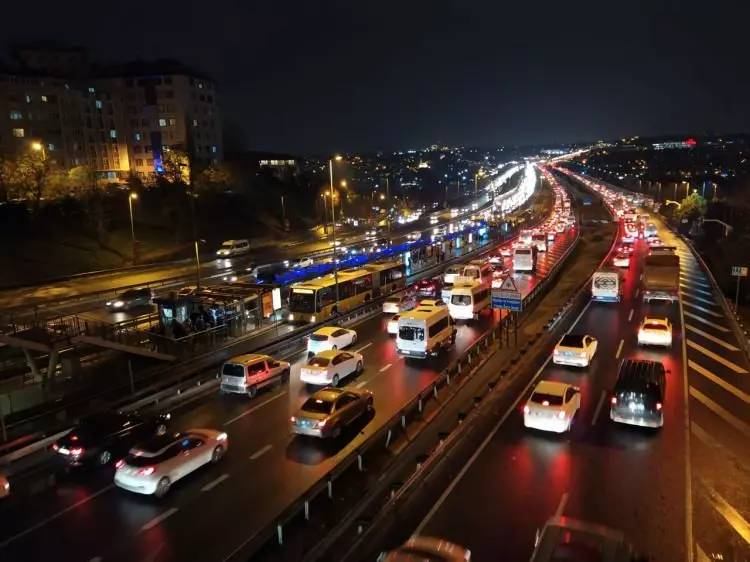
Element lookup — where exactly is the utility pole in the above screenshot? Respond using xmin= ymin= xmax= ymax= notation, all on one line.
xmin=386 ymin=175 xmax=391 ymax=236
xmin=188 ymin=189 xmax=201 ymax=289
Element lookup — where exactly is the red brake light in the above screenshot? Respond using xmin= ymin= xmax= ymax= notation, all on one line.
xmin=542 ymin=400 xmax=550 ymax=406
xmin=115 ymin=459 xmax=125 ymax=469
xmin=52 ymin=443 xmax=59 ymax=451
xmin=557 ymin=411 xmax=566 ymax=419
xmin=656 ymin=402 xmax=662 ymax=411
xmin=137 ymin=467 xmax=155 ymax=476
xmin=523 ymin=404 xmax=530 ymax=414
xmin=70 ymin=447 xmax=84 ymax=456
xmin=611 ymin=396 xmax=617 ymax=405
xmin=70 ymin=435 xmax=78 ymax=441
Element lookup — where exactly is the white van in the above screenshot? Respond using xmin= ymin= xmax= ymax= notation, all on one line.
xmin=396 ymin=306 xmax=457 ymax=358
xmin=216 ymin=239 xmax=250 ymax=257
xmin=513 ymin=245 xmax=536 ymax=272
xmin=443 ymin=265 xmax=464 ymax=285
xmin=449 ymin=278 xmax=490 ymax=320
xmin=519 ymin=230 xmax=533 ymax=246
xmin=462 ymin=260 xmax=491 ymax=281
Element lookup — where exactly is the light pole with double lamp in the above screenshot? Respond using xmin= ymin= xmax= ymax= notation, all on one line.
xmin=128 ymin=192 xmax=138 ymax=262
xmin=328 ymin=156 xmax=343 ymax=310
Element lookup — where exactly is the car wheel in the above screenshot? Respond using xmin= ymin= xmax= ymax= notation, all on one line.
xmin=366 ymin=397 xmax=374 ymax=413
xmin=332 ymin=344 xmax=338 ymax=351
xmin=352 ymin=333 xmax=358 ymax=344
xmin=155 ymin=477 xmax=171 ymax=498
xmin=281 ymin=369 xmax=290 ymax=384
xmin=355 ymin=361 xmax=363 ymax=374
xmin=98 ymin=450 xmax=112 ymax=465
xmin=156 ymin=423 xmax=167 ymax=436
xmin=332 ymin=374 xmax=340 ymax=387
xmin=211 ymin=445 xmax=225 ymax=463
xmin=247 ymin=385 xmax=258 ymax=398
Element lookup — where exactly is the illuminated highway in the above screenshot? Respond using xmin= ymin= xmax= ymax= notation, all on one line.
xmin=0 ymin=201 xmax=575 ymax=561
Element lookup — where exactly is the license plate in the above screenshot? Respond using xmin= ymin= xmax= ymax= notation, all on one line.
xmin=628 ymin=402 xmax=644 ymax=412
xmin=58 ymin=447 xmax=70 ymax=455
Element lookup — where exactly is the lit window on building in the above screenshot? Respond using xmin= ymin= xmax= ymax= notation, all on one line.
xmin=88 ymin=87 xmax=95 ymax=93
xmin=192 ymin=119 xmax=198 ymax=127
xmin=25 ymin=95 xmax=31 ymax=103
xmin=110 ymin=129 xmax=117 ymax=139
xmin=41 ymin=95 xmax=48 ymax=103
xmin=159 ymin=118 xmax=167 ymax=127
xmin=95 ymin=100 xmax=102 ymax=109
xmin=12 ymin=128 xmax=24 ymax=138
xmin=168 ymin=118 xmax=176 ymax=126
xmin=134 ymin=132 xmax=142 ymax=141
xmin=48 ymin=143 xmax=55 ymax=151
xmin=9 ymin=110 xmax=23 ymax=120
xmin=211 ymin=145 xmax=217 ymax=153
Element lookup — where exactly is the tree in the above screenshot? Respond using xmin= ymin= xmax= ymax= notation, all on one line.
xmin=676 ymin=192 xmax=707 ymax=222
xmin=6 ymin=150 xmax=53 ymax=212
xmin=193 ymin=163 xmax=233 ymax=192
xmin=160 ymin=149 xmax=191 ymax=186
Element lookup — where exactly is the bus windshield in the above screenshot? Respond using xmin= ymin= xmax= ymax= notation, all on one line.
xmin=289 ymin=290 xmax=316 ymax=313
xmin=451 ymin=294 xmax=472 ymax=306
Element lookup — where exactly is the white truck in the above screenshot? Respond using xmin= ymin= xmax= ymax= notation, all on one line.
xmin=591 ymin=269 xmax=620 ymax=302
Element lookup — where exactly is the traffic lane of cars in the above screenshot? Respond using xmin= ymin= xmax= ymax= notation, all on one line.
xmin=421 ymin=230 xmax=688 ymax=561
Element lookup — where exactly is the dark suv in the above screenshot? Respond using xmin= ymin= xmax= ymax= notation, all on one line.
xmin=53 ymin=411 xmax=171 ymax=467
xmin=609 ymin=359 xmax=666 ymax=428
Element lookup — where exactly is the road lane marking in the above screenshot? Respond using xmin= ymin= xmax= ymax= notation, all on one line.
xmin=567 ymin=300 xmax=593 ymax=334
xmin=686 ymin=325 xmax=739 ymax=351
xmin=201 ymin=474 xmax=229 ymax=492
xmin=249 ymin=444 xmax=273 ymax=460
xmin=415 ymin=354 xmax=554 ymax=534
xmin=679 ymin=293 xmax=695 ymax=562
xmin=682 ymin=301 xmax=723 ymax=317
xmin=554 ymin=492 xmax=569 ymax=517
xmin=141 ymin=507 xmax=179 ymax=532
xmin=354 ymin=342 xmax=372 ymax=353
xmin=635 ymin=289 xmax=640 ymax=299
xmin=680 ymin=283 xmax=713 ymax=297
xmin=591 ymin=391 xmax=606 ymax=426
xmin=0 ymin=484 xmax=115 ymax=548
xmin=681 ymin=291 xmax=718 ymax=307
xmin=702 ymin=479 xmax=750 ymax=546
xmin=628 ymin=308 xmax=634 ymax=322
xmin=615 ymin=338 xmax=624 ymax=359
xmin=686 ymin=341 xmax=748 ymax=374
xmin=690 ymin=387 xmax=750 ymax=436
xmin=223 ymin=391 xmax=287 ymax=426
xmin=379 ymin=363 xmax=392 ymax=372
xmin=355 ymin=380 xmax=368 ymax=388
xmin=683 ymin=311 xmax=729 ymax=332
xmin=689 ymin=360 xmax=750 ymax=403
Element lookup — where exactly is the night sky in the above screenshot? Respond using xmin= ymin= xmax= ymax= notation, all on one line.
xmin=2 ymin=1 xmax=748 ymax=153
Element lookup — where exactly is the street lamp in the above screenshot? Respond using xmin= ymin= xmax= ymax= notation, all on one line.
xmin=329 ymin=156 xmax=342 ymax=310
xmin=30 ymin=141 xmax=46 ymax=159
xmin=128 ymin=192 xmax=138 ymax=262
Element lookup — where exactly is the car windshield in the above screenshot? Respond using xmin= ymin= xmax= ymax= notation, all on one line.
xmin=125 ymin=445 xmax=180 ymax=467
xmin=559 ymin=334 xmax=585 ymax=348
xmin=308 ymin=357 xmax=330 ymax=367
xmin=220 ymin=242 xmax=233 ymax=249
xmin=222 ymin=363 xmax=244 ymax=377
xmin=643 ymin=323 xmax=667 ymax=331
xmin=309 ymin=334 xmax=329 ymax=342
xmin=399 ymin=326 xmax=424 ymax=341
xmin=531 ymin=392 xmax=564 ymax=406
xmin=301 ymin=397 xmax=334 ymax=415
xmin=451 ymin=295 xmax=472 ymax=306
xmin=289 ymin=290 xmax=316 ymax=313
xmin=515 ymin=249 xmax=530 ymax=255
xmin=386 ymin=296 xmax=401 ymax=303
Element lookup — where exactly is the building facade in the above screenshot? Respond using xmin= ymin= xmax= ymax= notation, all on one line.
xmin=0 ymin=44 xmax=221 ymax=184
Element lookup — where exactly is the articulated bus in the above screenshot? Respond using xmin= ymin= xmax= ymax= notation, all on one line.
xmin=288 ymin=260 xmax=405 ymax=323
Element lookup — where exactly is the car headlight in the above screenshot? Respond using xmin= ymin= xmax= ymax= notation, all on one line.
xmin=113 ymin=300 xmax=124 ymax=308
xmin=310 ymin=315 xmax=316 ymax=323
xmin=288 ymin=313 xmax=294 ymax=321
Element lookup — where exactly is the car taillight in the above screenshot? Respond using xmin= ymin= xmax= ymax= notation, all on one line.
xmin=70 ymin=447 xmax=84 ymax=457
xmin=290 ymin=416 xmax=297 ymax=424
xmin=656 ymin=402 xmax=662 ymax=411
xmin=115 ymin=459 xmax=125 ymax=469
xmin=523 ymin=404 xmax=530 ymax=414
xmin=611 ymin=396 xmax=617 ymax=405
xmin=216 ymin=432 xmax=227 ymax=442
xmin=318 ymin=419 xmax=327 ymax=428
xmin=52 ymin=443 xmax=59 ymax=451
xmin=137 ymin=467 xmax=155 ymax=476
xmin=557 ymin=411 xmax=566 ymax=419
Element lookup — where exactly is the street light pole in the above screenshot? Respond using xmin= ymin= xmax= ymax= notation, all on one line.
xmin=128 ymin=192 xmax=138 ymax=263
xmin=385 ymin=176 xmax=391 ymax=236
xmin=188 ymin=190 xmax=201 ymax=289
xmin=329 ymin=158 xmax=340 ymax=311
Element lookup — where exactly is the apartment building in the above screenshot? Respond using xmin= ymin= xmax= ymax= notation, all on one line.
xmin=0 ymin=44 xmax=221 ymax=183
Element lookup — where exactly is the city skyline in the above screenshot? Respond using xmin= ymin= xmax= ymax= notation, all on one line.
xmin=1 ymin=0 xmax=748 ymax=154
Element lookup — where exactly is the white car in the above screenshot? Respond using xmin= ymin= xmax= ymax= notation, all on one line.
xmin=307 ymin=326 xmax=357 ymax=356
xmin=387 ymin=314 xmax=400 ymax=335
xmin=552 ymin=334 xmax=598 ymax=367
xmin=524 ymin=381 xmax=581 ymax=433
xmin=638 ymin=317 xmax=672 ymax=347
xmin=216 ymin=239 xmax=250 ymax=257
xmin=383 ymin=293 xmax=417 ymax=314
xmin=300 ymin=350 xmax=364 ymax=386
xmin=292 ymin=257 xmax=314 ymax=268
xmin=621 ymin=232 xmax=635 ymax=243
xmin=500 ymin=246 xmax=513 ymax=257
xmin=612 ymin=252 xmax=630 ymax=268
xmin=114 ymin=429 xmax=228 ymax=498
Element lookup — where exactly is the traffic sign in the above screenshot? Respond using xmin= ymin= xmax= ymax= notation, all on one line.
xmin=492 ymin=275 xmax=522 ymax=311
xmin=731 ymin=266 xmax=748 ymax=278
